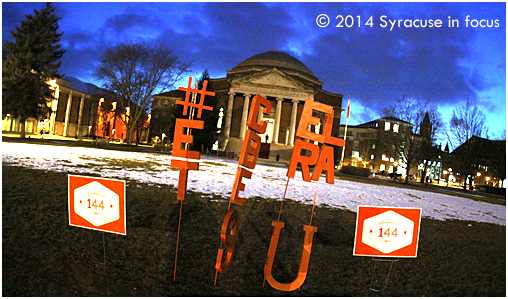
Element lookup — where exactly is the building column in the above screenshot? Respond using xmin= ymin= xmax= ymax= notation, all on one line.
xmin=257 ymin=98 xmax=264 ymax=123
xmin=272 ymin=97 xmax=283 ymax=144
xmin=289 ymin=99 xmax=299 ymax=146
xmin=50 ymin=85 xmax=60 ymax=135
xmin=239 ymin=94 xmax=251 ymax=139
xmin=63 ymin=91 xmax=73 ymax=137
xmin=224 ymin=91 xmax=235 ymax=138
xmin=10 ymin=117 xmax=17 ymax=132
xmin=77 ymin=96 xmax=85 ymax=138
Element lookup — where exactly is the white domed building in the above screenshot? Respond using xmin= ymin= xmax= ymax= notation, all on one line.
xmin=153 ymin=50 xmax=344 ymax=160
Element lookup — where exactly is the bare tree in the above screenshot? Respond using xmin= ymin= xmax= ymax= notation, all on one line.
xmin=426 ymin=109 xmax=445 ymax=144
xmin=447 ymin=98 xmax=488 ymax=190
xmin=447 ymin=99 xmax=487 ymax=148
xmin=95 ymin=42 xmax=190 ymax=145
xmin=493 ymin=129 xmax=506 ymax=141
xmin=357 ymin=136 xmax=375 ymax=168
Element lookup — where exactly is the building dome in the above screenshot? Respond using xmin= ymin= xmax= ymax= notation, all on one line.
xmin=229 ymin=50 xmax=319 ymax=82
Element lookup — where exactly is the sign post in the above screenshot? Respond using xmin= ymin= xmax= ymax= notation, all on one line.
xmin=353 ymin=206 xmax=421 ymax=258
xmin=68 ymin=175 xmax=126 ymax=235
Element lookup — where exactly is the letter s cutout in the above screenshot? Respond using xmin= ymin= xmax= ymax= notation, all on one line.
xmin=264 ymin=220 xmax=318 ymax=291
xmin=215 ymin=209 xmax=239 ymax=274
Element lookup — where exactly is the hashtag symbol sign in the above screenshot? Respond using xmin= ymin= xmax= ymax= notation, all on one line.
xmin=177 ymin=77 xmax=215 ymax=119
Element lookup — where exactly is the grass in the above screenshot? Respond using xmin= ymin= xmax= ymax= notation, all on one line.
xmin=2 ymin=165 xmax=506 ymax=296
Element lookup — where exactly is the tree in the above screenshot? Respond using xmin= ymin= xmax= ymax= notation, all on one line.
xmin=357 ymin=135 xmax=375 ymax=168
xmin=2 ymin=3 xmax=65 ymax=138
xmin=382 ymin=96 xmax=444 ymax=183
xmin=168 ymin=69 xmax=219 ymax=153
xmin=192 ymin=69 xmax=219 ymax=153
xmin=95 ymin=42 xmax=190 ymax=146
xmin=447 ymin=98 xmax=488 ymax=190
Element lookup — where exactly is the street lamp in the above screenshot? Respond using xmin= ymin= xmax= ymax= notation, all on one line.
xmin=393 ymin=161 xmax=399 ymax=181
xmin=443 ymin=170 xmax=449 ymax=187
xmin=447 ymin=168 xmax=453 ymax=187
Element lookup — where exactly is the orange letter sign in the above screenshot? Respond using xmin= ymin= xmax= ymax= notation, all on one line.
xmin=215 ymin=95 xmax=271 ymax=279
xmin=264 ymin=221 xmax=318 ymax=291
xmin=265 ymin=98 xmax=344 ymax=292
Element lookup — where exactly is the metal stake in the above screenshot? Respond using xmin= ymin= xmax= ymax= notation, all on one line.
xmin=368 ymin=258 xmax=398 ymax=292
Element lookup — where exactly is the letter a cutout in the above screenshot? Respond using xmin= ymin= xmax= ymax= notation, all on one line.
xmin=264 ymin=220 xmax=318 ymax=291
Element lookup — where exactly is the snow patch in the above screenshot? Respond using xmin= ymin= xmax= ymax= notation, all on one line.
xmin=2 ymin=142 xmax=505 ymax=226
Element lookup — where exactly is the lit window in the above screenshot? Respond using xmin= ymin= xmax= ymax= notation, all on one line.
xmin=385 ymin=122 xmax=391 ymax=131
xmin=372 ymin=144 xmax=376 ymax=149
xmin=352 ymin=151 xmax=359 ymax=158
xmin=370 ymin=154 xmax=374 ymax=160
xmin=380 ymin=164 xmax=386 ymax=171
xmin=393 ymin=124 xmax=399 ymax=133
xmin=390 ymin=157 xmax=394 ymax=162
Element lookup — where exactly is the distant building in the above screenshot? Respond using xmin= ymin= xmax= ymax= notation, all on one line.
xmin=338 ymin=117 xmax=415 ymax=175
xmin=151 ymin=50 xmax=344 ymax=160
xmin=2 ymin=77 xmax=99 ymax=137
xmin=2 ymin=76 xmax=150 ymax=143
xmin=445 ymin=136 xmax=506 ymax=188
xmin=149 ymin=90 xmax=186 ymax=142
xmin=94 ymin=91 xmax=150 ymax=143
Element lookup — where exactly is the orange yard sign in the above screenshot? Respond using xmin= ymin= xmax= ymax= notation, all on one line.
xmin=68 ymin=175 xmax=126 ymax=235
xmin=353 ymin=206 xmax=421 ymax=258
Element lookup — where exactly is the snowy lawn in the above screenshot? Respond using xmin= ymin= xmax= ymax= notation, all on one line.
xmin=2 ymin=142 xmax=505 ymax=226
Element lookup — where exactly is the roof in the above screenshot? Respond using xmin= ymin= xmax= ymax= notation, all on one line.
xmin=451 ymin=136 xmax=506 ymax=156
xmin=229 ymin=50 xmax=319 ymax=82
xmin=357 ymin=116 xmax=414 ymax=128
xmin=381 ymin=116 xmax=414 ymax=125
xmin=152 ymin=90 xmax=186 ymax=98
xmin=57 ymin=76 xmax=99 ymax=95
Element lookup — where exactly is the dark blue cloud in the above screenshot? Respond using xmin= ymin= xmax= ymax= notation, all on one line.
xmin=2 ymin=2 xmax=505 ymax=136
xmin=105 ymin=13 xmax=156 ymax=34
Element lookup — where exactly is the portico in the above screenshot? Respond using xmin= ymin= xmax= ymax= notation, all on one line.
xmin=224 ymin=76 xmax=315 ymax=147
xmin=211 ymin=51 xmax=343 ymax=158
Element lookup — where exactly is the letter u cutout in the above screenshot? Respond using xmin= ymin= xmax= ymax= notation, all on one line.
xmin=264 ymin=220 xmax=318 ymax=291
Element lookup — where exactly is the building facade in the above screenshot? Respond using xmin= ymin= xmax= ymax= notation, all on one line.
xmin=149 ymin=90 xmax=186 ymax=142
xmin=339 ymin=117 xmax=416 ymax=175
xmin=444 ymin=136 xmax=506 ymax=188
xmin=2 ymin=76 xmax=150 ymax=143
xmin=2 ymin=77 xmax=99 ymax=138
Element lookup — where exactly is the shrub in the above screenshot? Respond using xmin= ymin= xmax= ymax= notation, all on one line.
xmin=341 ymin=166 xmax=372 ymax=177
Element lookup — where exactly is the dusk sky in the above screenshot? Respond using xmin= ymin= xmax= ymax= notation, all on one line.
xmin=2 ymin=2 xmax=506 ymax=147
